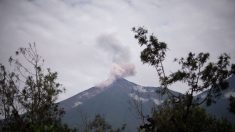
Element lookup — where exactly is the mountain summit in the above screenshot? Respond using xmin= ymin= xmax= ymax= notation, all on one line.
xmin=59 ymin=78 xmax=175 ymax=131
xmin=59 ymin=76 xmax=235 ymax=131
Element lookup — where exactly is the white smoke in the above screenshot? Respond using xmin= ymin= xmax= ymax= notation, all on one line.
xmin=97 ymin=34 xmax=130 ymax=63
xmin=96 ymin=34 xmax=136 ymax=88
xmin=97 ymin=63 xmax=136 ymax=88
xmin=110 ymin=63 xmax=135 ymax=79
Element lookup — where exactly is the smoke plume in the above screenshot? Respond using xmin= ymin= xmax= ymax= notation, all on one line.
xmin=97 ymin=63 xmax=136 ymax=88
xmin=96 ymin=34 xmax=136 ymax=88
xmin=97 ymin=34 xmax=130 ymax=63
xmin=110 ymin=63 xmax=135 ymax=79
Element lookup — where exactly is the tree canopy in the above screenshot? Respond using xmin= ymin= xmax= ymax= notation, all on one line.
xmin=0 ymin=44 xmax=74 ymax=131
xmin=133 ymin=27 xmax=235 ymax=132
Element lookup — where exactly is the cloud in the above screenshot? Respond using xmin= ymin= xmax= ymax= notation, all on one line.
xmin=96 ymin=34 xmax=136 ymax=88
xmin=129 ymin=93 xmax=149 ymax=102
xmin=73 ymin=101 xmax=83 ymax=108
xmin=224 ymin=91 xmax=235 ymax=98
xmin=0 ymin=0 xmax=235 ymax=100
xmin=97 ymin=34 xmax=130 ymax=63
xmin=151 ymin=98 xmax=163 ymax=105
xmin=133 ymin=86 xmax=147 ymax=93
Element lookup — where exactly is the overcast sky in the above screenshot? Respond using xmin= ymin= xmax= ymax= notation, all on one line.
xmin=0 ymin=0 xmax=235 ymax=101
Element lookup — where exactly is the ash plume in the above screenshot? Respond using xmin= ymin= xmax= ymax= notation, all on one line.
xmin=96 ymin=34 xmax=136 ymax=88
xmin=97 ymin=34 xmax=130 ymax=63
xmin=110 ymin=63 xmax=135 ymax=79
xmin=97 ymin=63 xmax=136 ymax=88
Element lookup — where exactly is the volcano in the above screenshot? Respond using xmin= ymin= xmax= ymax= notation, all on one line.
xmin=59 ymin=78 xmax=179 ymax=131
xmin=59 ymin=75 xmax=235 ymax=131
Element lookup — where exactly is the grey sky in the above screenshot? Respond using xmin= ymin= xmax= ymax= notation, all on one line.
xmin=97 ymin=33 xmax=130 ymax=63
xmin=0 ymin=0 xmax=235 ymax=101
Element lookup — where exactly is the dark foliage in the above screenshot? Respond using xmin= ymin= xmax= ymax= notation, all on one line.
xmin=229 ymin=96 xmax=235 ymax=115
xmin=133 ymin=27 xmax=235 ymax=132
xmin=85 ymin=114 xmax=126 ymax=132
xmin=140 ymin=102 xmax=235 ymax=132
xmin=0 ymin=44 xmax=75 ymax=132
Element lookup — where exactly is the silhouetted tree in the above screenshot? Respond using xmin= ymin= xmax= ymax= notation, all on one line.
xmin=132 ymin=27 xmax=235 ymax=132
xmin=229 ymin=96 xmax=235 ymax=115
xmin=87 ymin=114 xmax=126 ymax=132
xmin=0 ymin=44 xmax=75 ymax=131
xmin=229 ymin=64 xmax=235 ymax=114
xmin=140 ymin=101 xmax=234 ymax=132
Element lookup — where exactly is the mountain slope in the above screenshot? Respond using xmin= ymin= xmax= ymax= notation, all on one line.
xmin=59 ymin=78 xmax=179 ymax=131
xmin=59 ymin=75 xmax=235 ymax=131
xmin=198 ymin=75 xmax=235 ymax=123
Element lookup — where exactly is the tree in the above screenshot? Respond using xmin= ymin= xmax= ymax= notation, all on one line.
xmin=229 ymin=96 xmax=235 ymax=114
xmin=229 ymin=64 xmax=235 ymax=114
xmin=140 ymin=101 xmax=234 ymax=132
xmin=86 ymin=114 xmax=126 ymax=132
xmin=0 ymin=44 xmax=74 ymax=131
xmin=132 ymin=27 xmax=235 ymax=131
